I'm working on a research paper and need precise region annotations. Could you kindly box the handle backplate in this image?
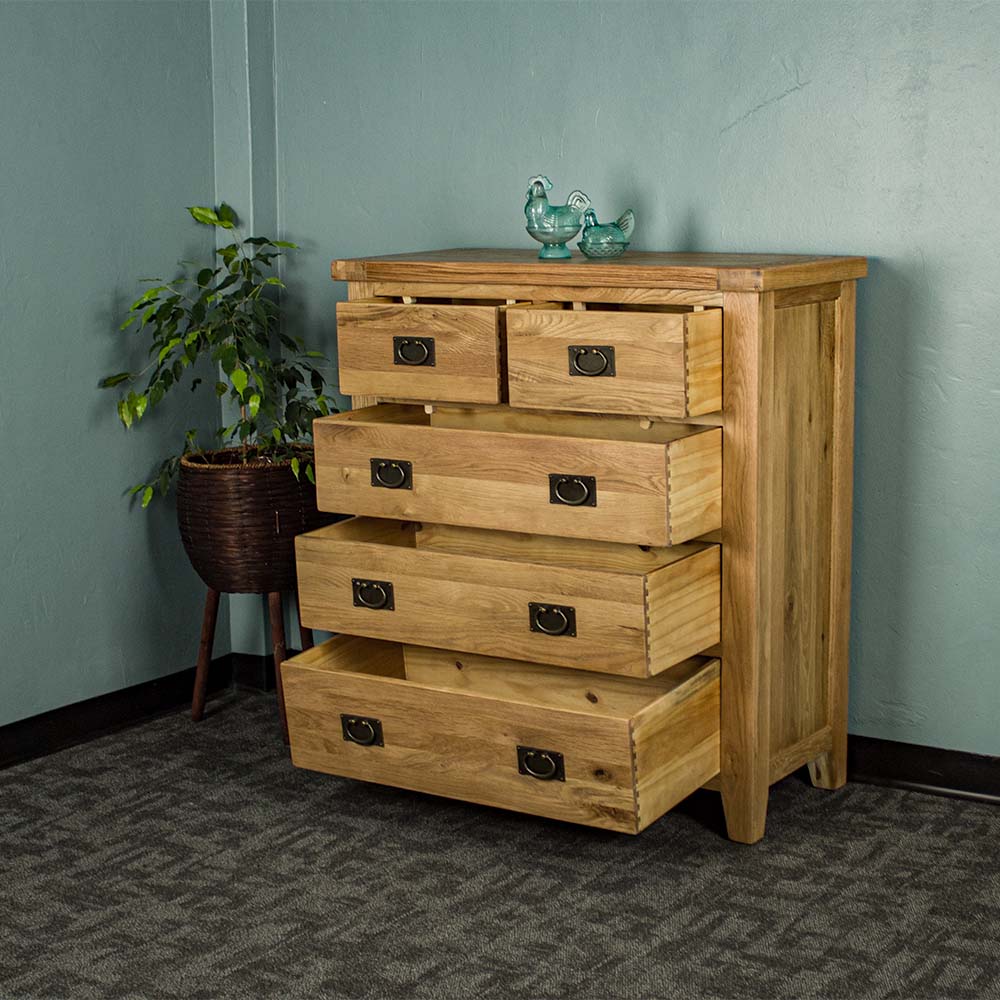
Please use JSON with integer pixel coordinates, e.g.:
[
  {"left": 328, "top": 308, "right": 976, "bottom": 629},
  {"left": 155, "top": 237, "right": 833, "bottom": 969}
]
[
  {"left": 341, "top": 714, "right": 384, "bottom": 747},
  {"left": 393, "top": 336, "right": 436, "bottom": 367},
  {"left": 529, "top": 602, "right": 577, "bottom": 637},
  {"left": 353, "top": 578, "right": 395, "bottom": 611},
  {"left": 517, "top": 745, "right": 565, "bottom": 782},
  {"left": 548, "top": 474, "right": 597, "bottom": 507},
  {"left": 568, "top": 345, "right": 616, "bottom": 377},
  {"left": 370, "top": 458, "right": 413, "bottom": 490}
]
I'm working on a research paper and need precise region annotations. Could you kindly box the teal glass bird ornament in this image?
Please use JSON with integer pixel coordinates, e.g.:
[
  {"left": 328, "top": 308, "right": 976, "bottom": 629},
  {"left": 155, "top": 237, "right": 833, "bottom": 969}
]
[
  {"left": 578, "top": 208, "right": 635, "bottom": 258},
  {"left": 524, "top": 176, "right": 591, "bottom": 259}
]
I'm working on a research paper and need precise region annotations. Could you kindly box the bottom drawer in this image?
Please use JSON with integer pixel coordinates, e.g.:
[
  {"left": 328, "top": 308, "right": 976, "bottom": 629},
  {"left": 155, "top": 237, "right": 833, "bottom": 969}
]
[{"left": 282, "top": 635, "right": 720, "bottom": 834}]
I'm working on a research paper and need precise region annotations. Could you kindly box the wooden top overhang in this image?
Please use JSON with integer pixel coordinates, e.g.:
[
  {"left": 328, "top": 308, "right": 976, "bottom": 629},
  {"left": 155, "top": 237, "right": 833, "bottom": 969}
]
[{"left": 331, "top": 248, "right": 867, "bottom": 292}]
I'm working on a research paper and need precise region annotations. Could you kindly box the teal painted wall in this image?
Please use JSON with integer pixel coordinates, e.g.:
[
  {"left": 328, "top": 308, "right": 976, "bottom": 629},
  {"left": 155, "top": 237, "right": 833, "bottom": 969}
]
[
  {"left": 0, "top": 2, "right": 223, "bottom": 725},
  {"left": 4, "top": 0, "right": 997, "bottom": 757},
  {"left": 271, "top": 0, "right": 1000, "bottom": 756}
]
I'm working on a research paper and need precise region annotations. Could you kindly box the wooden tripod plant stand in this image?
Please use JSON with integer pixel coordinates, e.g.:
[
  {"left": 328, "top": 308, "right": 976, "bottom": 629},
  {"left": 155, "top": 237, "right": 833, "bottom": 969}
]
[{"left": 190, "top": 588, "right": 313, "bottom": 741}]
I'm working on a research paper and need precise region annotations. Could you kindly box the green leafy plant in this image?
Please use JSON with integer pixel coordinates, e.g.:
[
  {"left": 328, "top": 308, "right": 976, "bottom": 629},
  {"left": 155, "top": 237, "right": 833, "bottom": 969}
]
[{"left": 101, "top": 203, "right": 335, "bottom": 507}]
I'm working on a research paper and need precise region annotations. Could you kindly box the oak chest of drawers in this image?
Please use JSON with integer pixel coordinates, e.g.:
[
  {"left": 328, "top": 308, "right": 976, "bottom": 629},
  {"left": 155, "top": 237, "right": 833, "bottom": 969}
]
[{"left": 281, "top": 249, "right": 867, "bottom": 844}]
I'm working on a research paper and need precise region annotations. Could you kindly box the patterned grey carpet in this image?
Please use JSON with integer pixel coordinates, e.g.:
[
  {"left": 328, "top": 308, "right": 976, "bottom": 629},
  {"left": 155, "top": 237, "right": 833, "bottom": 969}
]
[{"left": 1, "top": 691, "right": 998, "bottom": 1000}]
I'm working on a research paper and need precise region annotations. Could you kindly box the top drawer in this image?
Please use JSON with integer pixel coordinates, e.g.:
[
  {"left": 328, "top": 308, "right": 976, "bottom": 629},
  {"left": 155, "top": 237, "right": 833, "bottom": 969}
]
[
  {"left": 506, "top": 306, "right": 722, "bottom": 418},
  {"left": 336, "top": 299, "right": 504, "bottom": 405}
]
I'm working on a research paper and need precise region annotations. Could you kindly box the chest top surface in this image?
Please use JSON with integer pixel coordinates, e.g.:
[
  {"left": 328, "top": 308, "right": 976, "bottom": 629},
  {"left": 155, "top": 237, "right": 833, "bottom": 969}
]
[{"left": 331, "top": 248, "right": 867, "bottom": 292}]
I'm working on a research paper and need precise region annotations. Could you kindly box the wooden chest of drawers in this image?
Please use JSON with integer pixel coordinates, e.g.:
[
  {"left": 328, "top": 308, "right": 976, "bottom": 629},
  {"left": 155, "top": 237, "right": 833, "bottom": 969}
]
[{"left": 281, "top": 249, "right": 867, "bottom": 844}]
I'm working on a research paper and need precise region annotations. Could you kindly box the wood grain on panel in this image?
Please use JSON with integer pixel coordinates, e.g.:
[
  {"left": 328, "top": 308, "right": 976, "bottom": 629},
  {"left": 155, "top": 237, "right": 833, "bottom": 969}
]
[
  {"left": 336, "top": 300, "right": 502, "bottom": 404},
  {"left": 370, "top": 281, "right": 725, "bottom": 307},
  {"left": 313, "top": 405, "right": 721, "bottom": 547},
  {"left": 719, "top": 291, "right": 774, "bottom": 845},
  {"left": 297, "top": 517, "right": 717, "bottom": 677},
  {"left": 400, "top": 646, "right": 699, "bottom": 717},
  {"left": 685, "top": 309, "right": 724, "bottom": 415},
  {"left": 632, "top": 658, "right": 721, "bottom": 830},
  {"left": 332, "top": 249, "right": 867, "bottom": 292},
  {"left": 344, "top": 281, "right": 381, "bottom": 409},
  {"left": 809, "top": 280, "right": 856, "bottom": 790},
  {"left": 665, "top": 427, "right": 723, "bottom": 544},
  {"left": 645, "top": 546, "right": 721, "bottom": 673},
  {"left": 767, "top": 302, "right": 835, "bottom": 760},
  {"left": 282, "top": 635, "right": 640, "bottom": 832},
  {"left": 506, "top": 307, "right": 722, "bottom": 419}
]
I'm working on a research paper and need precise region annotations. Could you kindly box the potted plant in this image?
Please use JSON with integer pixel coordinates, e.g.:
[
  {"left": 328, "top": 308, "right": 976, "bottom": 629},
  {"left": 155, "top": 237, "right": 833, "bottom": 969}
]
[{"left": 101, "top": 202, "right": 337, "bottom": 599}]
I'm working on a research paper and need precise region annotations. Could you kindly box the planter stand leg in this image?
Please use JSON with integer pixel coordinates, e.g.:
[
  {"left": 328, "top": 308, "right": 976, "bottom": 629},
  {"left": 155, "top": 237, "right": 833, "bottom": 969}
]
[
  {"left": 191, "top": 588, "right": 221, "bottom": 722},
  {"left": 294, "top": 590, "right": 314, "bottom": 651},
  {"left": 268, "top": 592, "right": 289, "bottom": 744}
]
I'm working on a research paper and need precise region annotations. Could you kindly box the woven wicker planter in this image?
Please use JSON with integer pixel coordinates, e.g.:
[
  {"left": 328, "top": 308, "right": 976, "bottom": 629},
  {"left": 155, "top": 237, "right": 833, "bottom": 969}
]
[{"left": 176, "top": 448, "right": 332, "bottom": 594}]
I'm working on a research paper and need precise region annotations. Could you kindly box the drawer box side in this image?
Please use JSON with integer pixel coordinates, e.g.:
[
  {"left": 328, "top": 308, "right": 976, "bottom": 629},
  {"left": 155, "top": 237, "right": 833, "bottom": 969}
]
[
  {"left": 632, "top": 658, "right": 721, "bottom": 830},
  {"left": 644, "top": 545, "right": 722, "bottom": 674},
  {"left": 665, "top": 427, "right": 723, "bottom": 543},
  {"left": 684, "top": 310, "right": 724, "bottom": 415}
]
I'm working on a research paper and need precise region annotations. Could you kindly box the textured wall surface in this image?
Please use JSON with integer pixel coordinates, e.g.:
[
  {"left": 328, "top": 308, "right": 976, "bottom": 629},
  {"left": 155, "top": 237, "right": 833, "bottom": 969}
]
[
  {"left": 0, "top": 2, "right": 223, "bottom": 725},
  {"left": 4, "top": 0, "right": 997, "bottom": 754},
  {"left": 272, "top": 0, "right": 1000, "bottom": 755}
]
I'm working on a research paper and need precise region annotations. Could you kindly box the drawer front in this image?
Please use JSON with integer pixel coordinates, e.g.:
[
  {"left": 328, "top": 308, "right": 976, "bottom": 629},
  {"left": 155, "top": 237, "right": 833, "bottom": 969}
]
[
  {"left": 506, "top": 307, "right": 722, "bottom": 417},
  {"left": 296, "top": 519, "right": 720, "bottom": 677},
  {"left": 336, "top": 300, "right": 503, "bottom": 404},
  {"left": 282, "top": 635, "right": 721, "bottom": 834},
  {"left": 313, "top": 405, "right": 722, "bottom": 546}
]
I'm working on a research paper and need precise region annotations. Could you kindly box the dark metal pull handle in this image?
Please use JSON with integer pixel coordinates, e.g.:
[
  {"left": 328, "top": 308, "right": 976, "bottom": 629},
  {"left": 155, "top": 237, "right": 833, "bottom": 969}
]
[
  {"left": 529, "top": 602, "right": 576, "bottom": 637},
  {"left": 568, "top": 345, "right": 615, "bottom": 377},
  {"left": 554, "top": 477, "right": 590, "bottom": 505},
  {"left": 549, "top": 475, "right": 596, "bottom": 507},
  {"left": 353, "top": 578, "right": 394, "bottom": 610},
  {"left": 517, "top": 745, "right": 565, "bottom": 782},
  {"left": 393, "top": 336, "right": 435, "bottom": 367},
  {"left": 341, "top": 714, "right": 384, "bottom": 746},
  {"left": 370, "top": 458, "right": 412, "bottom": 489}
]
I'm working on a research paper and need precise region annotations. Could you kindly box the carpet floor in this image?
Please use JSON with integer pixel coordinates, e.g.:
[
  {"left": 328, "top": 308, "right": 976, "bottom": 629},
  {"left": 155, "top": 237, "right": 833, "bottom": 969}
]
[{"left": 1, "top": 691, "right": 998, "bottom": 1000}]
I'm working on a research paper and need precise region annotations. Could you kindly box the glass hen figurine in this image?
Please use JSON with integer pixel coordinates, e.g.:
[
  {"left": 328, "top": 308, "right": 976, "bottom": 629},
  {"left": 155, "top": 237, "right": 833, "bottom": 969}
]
[
  {"left": 578, "top": 209, "right": 635, "bottom": 258},
  {"left": 524, "top": 176, "right": 591, "bottom": 259}
]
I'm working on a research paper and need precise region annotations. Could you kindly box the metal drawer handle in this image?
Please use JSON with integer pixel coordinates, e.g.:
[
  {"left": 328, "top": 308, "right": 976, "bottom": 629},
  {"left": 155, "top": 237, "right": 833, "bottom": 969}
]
[
  {"left": 517, "top": 745, "right": 565, "bottom": 782},
  {"left": 570, "top": 346, "right": 611, "bottom": 376},
  {"left": 553, "top": 476, "right": 592, "bottom": 506},
  {"left": 341, "top": 714, "right": 383, "bottom": 747},
  {"left": 353, "top": 578, "right": 394, "bottom": 610},
  {"left": 529, "top": 602, "right": 576, "bottom": 637},
  {"left": 370, "top": 458, "right": 412, "bottom": 489},
  {"left": 393, "top": 336, "right": 434, "bottom": 366}
]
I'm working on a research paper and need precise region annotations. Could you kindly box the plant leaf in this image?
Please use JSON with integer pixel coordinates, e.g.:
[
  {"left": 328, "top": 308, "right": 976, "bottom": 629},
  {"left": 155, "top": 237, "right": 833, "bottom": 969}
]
[
  {"left": 290, "top": 457, "right": 300, "bottom": 480},
  {"left": 305, "top": 463, "right": 315, "bottom": 485},
  {"left": 188, "top": 205, "right": 221, "bottom": 226},
  {"left": 248, "top": 392, "right": 261, "bottom": 418},
  {"left": 231, "top": 368, "right": 248, "bottom": 396},
  {"left": 141, "top": 486, "right": 154, "bottom": 508},
  {"left": 100, "top": 372, "right": 131, "bottom": 389},
  {"left": 217, "top": 203, "right": 238, "bottom": 226},
  {"left": 133, "top": 394, "right": 148, "bottom": 420},
  {"left": 272, "top": 240, "right": 298, "bottom": 249},
  {"left": 158, "top": 337, "right": 182, "bottom": 364}
]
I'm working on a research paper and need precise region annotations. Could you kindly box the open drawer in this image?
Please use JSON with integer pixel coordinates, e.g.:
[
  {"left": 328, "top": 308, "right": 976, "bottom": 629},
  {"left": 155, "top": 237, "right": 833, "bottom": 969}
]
[
  {"left": 506, "top": 304, "right": 722, "bottom": 418},
  {"left": 282, "top": 635, "right": 721, "bottom": 834},
  {"left": 312, "top": 404, "right": 722, "bottom": 546},
  {"left": 296, "top": 518, "right": 720, "bottom": 677},
  {"left": 336, "top": 298, "right": 506, "bottom": 404}
]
